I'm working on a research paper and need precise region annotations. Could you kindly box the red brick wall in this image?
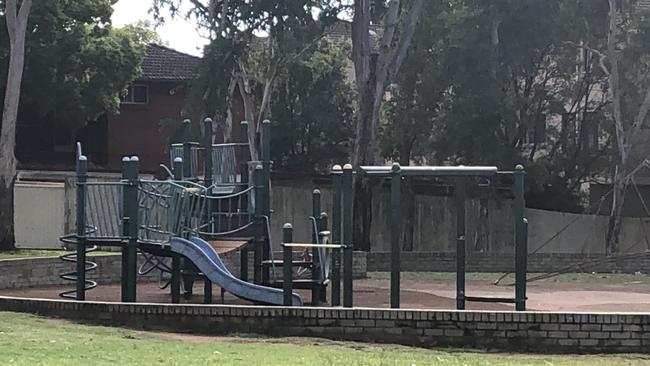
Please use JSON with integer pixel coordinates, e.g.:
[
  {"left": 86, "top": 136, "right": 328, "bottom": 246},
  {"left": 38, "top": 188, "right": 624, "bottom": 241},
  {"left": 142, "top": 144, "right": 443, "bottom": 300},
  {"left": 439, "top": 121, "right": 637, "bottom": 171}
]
[{"left": 107, "top": 81, "right": 187, "bottom": 173}]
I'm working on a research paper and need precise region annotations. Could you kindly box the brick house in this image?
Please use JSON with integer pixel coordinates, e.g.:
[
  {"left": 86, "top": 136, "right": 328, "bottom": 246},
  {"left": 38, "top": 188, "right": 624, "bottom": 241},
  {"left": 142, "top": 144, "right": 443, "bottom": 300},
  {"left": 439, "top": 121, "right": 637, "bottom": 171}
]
[{"left": 106, "top": 44, "right": 201, "bottom": 173}]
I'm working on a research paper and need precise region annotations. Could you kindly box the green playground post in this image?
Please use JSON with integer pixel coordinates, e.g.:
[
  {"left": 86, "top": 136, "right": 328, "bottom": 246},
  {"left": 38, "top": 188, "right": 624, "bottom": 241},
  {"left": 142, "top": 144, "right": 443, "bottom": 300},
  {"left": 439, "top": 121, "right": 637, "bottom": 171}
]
[
  {"left": 342, "top": 164, "right": 354, "bottom": 308},
  {"left": 282, "top": 223, "right": 294, "bottom": 306},
  {"left": 390, "top": 163, "right": 401, "bottom": 309},
  {"left": 253, "top": 165, "right": 264, "bottom": 284},
  {"left": 75, "top": 155, "right": 88, "bottom": 300},
  {"left": 331, "top": 165, "right": 342, "bottom": 306},
  {"left": 203, "top": 118, "right": 214, "bottom": 188},
  {"left": 239, "top": 122, "right": 250, "bottom": 281},
  {"left": 319, "top": 212, "right": 329, "bottom": 303},
  {"left": 312, "top": 189, "right": 322, "bottom": 305},
  {"left": 120, "top": 157, "right": 129, "bottom": 301},
  {"left": 240, "top": 121, "right": 250, "bottom": 208},
  {"left": 182, "top": 119, "right": 192, "bottom": 179},
  {"left": 455, "top": 176, "right": 466, "bottom": 310},
  {"left": 514, "top": 165, "right": 527, "bottom": 311},
  {"left": 171, "top": 254, "right": 181, "bottom": 303},
  {"left": 173, "top": 157, "right": 183, "bottom": 181},
  {"left": 122, "top": 156, "right": 140, "bottom": 302},
  {"left": 260, "top": 120, "right": 271, "bottom": 284},
  {"left": 202, "top": 118, "right": 214, "bottom": 303}
]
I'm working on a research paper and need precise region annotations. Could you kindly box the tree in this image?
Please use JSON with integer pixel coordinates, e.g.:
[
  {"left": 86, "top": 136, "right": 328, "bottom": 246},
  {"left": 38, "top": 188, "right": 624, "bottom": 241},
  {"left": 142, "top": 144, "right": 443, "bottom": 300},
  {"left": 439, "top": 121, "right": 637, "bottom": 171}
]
[
  {"left": 270, "top": 39, "right": 355, "bottom": 173},
  {"left": 351, "top": 0, "right": 425, "bottom": 251},
  {"left": 0, "top": 1, "right": 151, "bottom": 249},
  {"left": 153, "top": 0, "right": 341, "bottom": 160},
  {"left": 0, "top": 0, "right": 31, "bottom": 250},
  {"left": 382, "top": 0, "right": 614, "bottom": 249},
  {"left": 600, "top": 0, "right": 650, "bottom": 254}
]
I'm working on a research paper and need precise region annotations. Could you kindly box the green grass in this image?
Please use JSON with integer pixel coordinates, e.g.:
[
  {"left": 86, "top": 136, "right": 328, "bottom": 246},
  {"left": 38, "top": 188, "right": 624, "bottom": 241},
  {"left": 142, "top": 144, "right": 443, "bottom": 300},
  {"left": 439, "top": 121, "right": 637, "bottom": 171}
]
[
  {"left": 0, "top": 312, "right": 649, "bottom": 365},
  {"left": 0, "top": 249, "right": 118, "bottom": 260},
  {"left": 368, "top": 271, "right": 650, "bottom": 285}
]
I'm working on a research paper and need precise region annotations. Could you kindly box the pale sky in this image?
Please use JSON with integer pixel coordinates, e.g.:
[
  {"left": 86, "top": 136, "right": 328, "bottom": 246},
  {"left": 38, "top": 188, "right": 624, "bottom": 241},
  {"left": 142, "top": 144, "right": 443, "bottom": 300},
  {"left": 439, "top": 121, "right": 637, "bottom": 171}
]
[{"left": 111, "top": 0, "right": 208, "bottom": 57}]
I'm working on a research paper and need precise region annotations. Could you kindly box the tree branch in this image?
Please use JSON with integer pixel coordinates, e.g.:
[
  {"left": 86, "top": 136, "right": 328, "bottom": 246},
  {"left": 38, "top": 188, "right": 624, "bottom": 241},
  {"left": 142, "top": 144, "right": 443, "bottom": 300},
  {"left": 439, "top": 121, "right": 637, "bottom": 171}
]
[
  {"left": 386, "top": 0, "right": 425, "bottom": 84},
  {"left": 630, "top": 87, "right": 650, "bottom": 135}
]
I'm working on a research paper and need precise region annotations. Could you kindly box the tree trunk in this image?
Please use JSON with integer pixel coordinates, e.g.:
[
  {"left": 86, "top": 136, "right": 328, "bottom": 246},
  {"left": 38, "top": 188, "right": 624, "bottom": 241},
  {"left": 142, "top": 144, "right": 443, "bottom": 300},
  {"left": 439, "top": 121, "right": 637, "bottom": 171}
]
[
  {"left": 605, "top": 0, "right": 626, "bottom": 255},
  {"left": 350, "top": 0, "right": 425, "bottom": 251},
  {"left": 0, "top": 0, "right": 32, "bottom": 250},
  {"left": 606, "top": 165, "right": 626, "bottom": 255}
]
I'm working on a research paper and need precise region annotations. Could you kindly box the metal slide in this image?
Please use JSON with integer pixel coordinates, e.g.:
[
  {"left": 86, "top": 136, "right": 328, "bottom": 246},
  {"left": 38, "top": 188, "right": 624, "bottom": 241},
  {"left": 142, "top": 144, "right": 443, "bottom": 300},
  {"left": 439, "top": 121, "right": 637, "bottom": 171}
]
[{"left": 170, "top": 236, "right": 303, "bottom": 306}]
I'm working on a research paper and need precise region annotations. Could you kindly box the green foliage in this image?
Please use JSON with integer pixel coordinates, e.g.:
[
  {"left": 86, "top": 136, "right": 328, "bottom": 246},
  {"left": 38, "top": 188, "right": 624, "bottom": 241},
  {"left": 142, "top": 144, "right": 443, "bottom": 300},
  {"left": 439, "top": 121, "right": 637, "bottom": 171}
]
[
  {"left": 383, "top": 0, "right": 617, "bottom": 212},
  {"left": 270, "top": 39, "right": 355, "bottom": 172},
  {"left": 0, "top": 0, "right": 151, "bottom": 135}
]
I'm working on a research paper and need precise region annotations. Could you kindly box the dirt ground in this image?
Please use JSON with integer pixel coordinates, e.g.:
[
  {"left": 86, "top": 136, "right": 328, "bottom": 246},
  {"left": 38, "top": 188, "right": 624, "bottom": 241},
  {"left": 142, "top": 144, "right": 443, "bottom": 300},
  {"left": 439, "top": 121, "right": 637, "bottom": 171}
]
[{"left": 4, "top": 272, "right": 650, "bottom": 312}]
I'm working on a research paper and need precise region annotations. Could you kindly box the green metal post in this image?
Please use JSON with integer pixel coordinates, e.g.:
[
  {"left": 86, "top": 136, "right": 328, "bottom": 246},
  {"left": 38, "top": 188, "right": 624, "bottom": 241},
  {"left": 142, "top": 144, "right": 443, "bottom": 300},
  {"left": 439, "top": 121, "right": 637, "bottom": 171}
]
[
  {"left": 260, "top": 120, "right": 271, "bottom": 284},
  {"left": 282, "top": 223, "right": 294, "bottom": 306},
  {"left": 202, "top": 118, "right": 214, "bottom": 303},
  {"left": 203, "top": 118, "right": 214, "bottom": 187},
  {"left": 75, "top": 155, "right": 88, "bottom": 300},
  {"left": 171, "top": 254, "right": 181, "bottom": 303},
  {"left": 253, "top": 165, "right": 264, "bottom": 284},
  {"left": 342, "top": 164, "right": 354, "bottom": 308},
  {"left": 123, "top": 156, "right": 139, "bottom": 302},
  {"left": 173, "top": 157, "right": 183, "bottom": 181},
  {"left": 311, "top": 189, "right": 322, "bottom": 305},
  {"left": 514, "top": 165, "right": 527, "bottom": 311},
  {"left": 238, "top": 122, "right": 250, "bottom": 281},
  {"left": 331, "top": 165, "right": 342, "bottom": 306},
  {"left": 319, "top": 212, "right": 329, "bottom": 303},
  {"left": 390, "top": 163, "right": 401, "bottom": 309},
  {"left": 182, "top": 119, "right": 192, "bottom": 179},
  {"left": 455, "top": 177, "right": 466, "bottom": 310},
  {"left": 240, "top": 121, "right": 250, "bottom": 206},
  {"left": 120, "top": 157, "right": 129, "bottom": 302}
]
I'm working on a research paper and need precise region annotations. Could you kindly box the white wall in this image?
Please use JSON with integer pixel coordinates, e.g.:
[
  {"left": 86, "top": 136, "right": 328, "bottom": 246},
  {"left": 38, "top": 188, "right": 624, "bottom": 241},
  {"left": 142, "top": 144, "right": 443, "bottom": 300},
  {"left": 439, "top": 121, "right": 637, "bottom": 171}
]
[{"left": 14, "top": 182, "right": 67, "bottom": 249}]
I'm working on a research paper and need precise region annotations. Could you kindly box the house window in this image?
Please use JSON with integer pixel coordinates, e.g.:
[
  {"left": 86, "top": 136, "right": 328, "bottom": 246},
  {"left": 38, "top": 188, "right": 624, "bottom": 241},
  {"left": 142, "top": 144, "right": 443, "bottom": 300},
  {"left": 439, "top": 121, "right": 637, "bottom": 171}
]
[{"left": 121, "top": 85, "right": 148, "bottom": 104}]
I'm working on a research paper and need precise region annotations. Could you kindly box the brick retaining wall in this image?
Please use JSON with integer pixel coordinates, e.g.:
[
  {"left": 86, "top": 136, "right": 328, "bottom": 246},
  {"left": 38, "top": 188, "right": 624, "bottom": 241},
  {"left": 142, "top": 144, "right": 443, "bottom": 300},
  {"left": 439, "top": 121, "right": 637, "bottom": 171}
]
[
  {"left": 367, "top": 252, "right": 650, "bottom": 273},
  {"left": 0, "top": 296, "right": 648, "bottom": 353},
  {"left": 0, "top": 255, "right": 161, "bottom": 290},
  {"left": 0, "top": 250, "right": 367, "bottom": 290}
]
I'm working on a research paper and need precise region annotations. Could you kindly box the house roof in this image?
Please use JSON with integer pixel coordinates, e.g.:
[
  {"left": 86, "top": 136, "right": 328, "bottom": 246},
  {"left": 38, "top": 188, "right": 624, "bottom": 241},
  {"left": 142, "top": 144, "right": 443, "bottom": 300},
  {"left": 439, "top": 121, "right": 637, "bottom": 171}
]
[{"left": 138, "top": 44, "right": 201, "bottom": 82}]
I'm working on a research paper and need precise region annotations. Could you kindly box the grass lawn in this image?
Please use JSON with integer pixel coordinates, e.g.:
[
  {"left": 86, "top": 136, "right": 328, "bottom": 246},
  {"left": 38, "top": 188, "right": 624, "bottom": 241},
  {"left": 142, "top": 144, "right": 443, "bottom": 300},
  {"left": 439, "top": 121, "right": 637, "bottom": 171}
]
[
  {"left": 0, "top": 249, "right": 118, "bottom": 260},
  {"left": 368, "top": 271, "right": 650, "bottom": 285},
  {"left": 0, "top": 312, "right": 649, "bottom": 366}
]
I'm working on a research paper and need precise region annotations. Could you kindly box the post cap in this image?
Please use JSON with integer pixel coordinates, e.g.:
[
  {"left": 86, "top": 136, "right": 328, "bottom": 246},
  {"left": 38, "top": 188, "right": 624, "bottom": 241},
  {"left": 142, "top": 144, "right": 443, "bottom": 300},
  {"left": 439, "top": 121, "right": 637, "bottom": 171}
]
[
  {"left": 241, "top": 120, "right": 248, "bottom": 126},
  {"left": 183, "top": 119, "right": 191, "bottom": 124},
  {"left": 282, "top": 223, "right": 293, "bottom": 229},
  {"left": 313, "top": 189, "right": 321, "bottom": 195},
  {"left": 391, "top": 162, "right": 401, "bottom": 172},
  {"left": 320, "top": 212, "right": 328, "bottom": 218},
  {"left": 174, "top": 157, "right": 183, "bottom": 163},
  {"left": 343, "top": 163, "right": 353, "bottom": 170},
  {"left": 122, "top": 156, "right": 130, "bottom": 162},
  {"left": 130, "top": 156, "right": 140, "bottom": 162},
  {"left": 515, "top": 164, "right": 525, "bottom": 171},
  {"left": 79, "top": 155, "right": 88, "bottom": 161},
  {"left": 332, "top": 164, "right": 342, "bottom": 172},
  {"left": 204, "top": 117, "right": 213, "bottom": 124},
  {"left": 262, "top": 119, "right": 271, "bottom": 125},
  {"left": 255, "top": 164, "right": 263, "bottom": 170}
]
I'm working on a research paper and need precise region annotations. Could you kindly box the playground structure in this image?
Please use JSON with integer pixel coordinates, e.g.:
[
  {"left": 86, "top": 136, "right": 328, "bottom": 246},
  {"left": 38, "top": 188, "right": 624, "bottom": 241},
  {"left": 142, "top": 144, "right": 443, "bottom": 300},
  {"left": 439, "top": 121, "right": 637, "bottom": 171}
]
[
  {"left": 59, "top": 118, "right": 347, "bottom": 306},
  {"left": 277, "top": 163, "right": 529, "bottom": 310},
  {"left": 59, "top": 117, "right": 528, "bottom": 311}
]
